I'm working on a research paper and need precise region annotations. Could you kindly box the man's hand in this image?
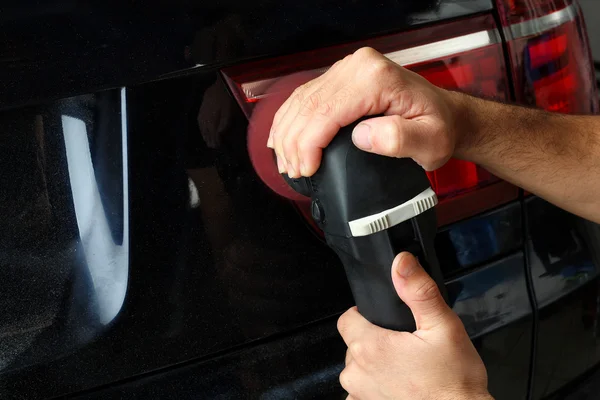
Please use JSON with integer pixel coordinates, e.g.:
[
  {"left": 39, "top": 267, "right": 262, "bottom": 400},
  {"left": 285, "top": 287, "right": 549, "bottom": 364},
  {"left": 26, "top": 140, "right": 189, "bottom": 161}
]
[
  {"left": 267, "top": 47, "right": 462, "bottom": 177},
  {"left": 267, "top": 46, "right": 600, "bottom": 223},
  {"left": 337, "top": 252, "right": 492, "bottom": 400}
]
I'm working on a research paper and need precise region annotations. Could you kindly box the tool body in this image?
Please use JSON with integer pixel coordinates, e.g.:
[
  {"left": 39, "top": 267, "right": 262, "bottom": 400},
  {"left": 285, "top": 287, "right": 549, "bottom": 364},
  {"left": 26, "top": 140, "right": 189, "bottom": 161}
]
[{"left": 284, "top": 119, "right": 447, "bottom": 331}]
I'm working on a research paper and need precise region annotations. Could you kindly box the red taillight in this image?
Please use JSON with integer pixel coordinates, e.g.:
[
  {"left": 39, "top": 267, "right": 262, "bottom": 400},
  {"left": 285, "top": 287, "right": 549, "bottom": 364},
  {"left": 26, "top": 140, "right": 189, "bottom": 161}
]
[
  {"left": 500, "top": 0, "right": 571, "bottom": 23},
  {"left": 224, "top": 1, "right": 597, "bottom": 227},
  {"left": 223, "top": 15, "right": 513, "bottom": 227},
  {"left": 497, "top": 0, "right": 599, "bottom": 114}
]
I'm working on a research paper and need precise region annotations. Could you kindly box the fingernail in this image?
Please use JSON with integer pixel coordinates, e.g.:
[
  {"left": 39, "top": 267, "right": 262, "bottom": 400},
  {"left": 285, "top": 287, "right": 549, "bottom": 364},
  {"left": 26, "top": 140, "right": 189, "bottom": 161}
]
[
  {"left": 395, "top": 253, "right": 417, "bottom": 278},
  {"left": 287, "top": 162, "right": 296, "bottom": 177},
  {"left": 267, "top": 132, "right": 274, "bottom": 148},
  {"left": 300, "top": 160, "right": 307, "bottom": 176},
  {"left": 277, "top": 156, "right": 285, "bottom": 173},
  {"left": 352, "top": 123, "right": 372, "bottom": 150}
]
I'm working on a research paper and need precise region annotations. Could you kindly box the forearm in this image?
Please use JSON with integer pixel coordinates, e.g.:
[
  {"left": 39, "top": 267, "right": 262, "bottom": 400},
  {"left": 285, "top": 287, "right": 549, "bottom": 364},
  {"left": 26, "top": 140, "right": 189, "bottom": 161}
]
[{"left": 450, "top": 91, "right": 600, "bottom": 223}]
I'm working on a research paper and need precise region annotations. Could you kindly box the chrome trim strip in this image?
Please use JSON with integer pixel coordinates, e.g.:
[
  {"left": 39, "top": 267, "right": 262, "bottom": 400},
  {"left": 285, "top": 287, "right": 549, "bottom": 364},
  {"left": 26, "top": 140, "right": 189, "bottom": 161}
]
[
  {"left": 508, "top": 3, "right": 578, "bottom": 39},
  {"left": 241, "top": 4, "right": 579, "bottom": 101},
  {"left": 385, "top": 30, "right": 500, "bottom": 67},
  {"left": 241, "top": 30, "right": 499, "bottom": 100}
]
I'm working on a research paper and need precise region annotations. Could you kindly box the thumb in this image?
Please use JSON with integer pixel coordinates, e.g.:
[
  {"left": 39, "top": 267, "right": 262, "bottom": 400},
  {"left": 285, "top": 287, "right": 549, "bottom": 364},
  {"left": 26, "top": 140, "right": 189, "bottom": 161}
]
[
  {"left": 351, "top": 115, "right": 422, "bottom": 158},
  {"left": 391, "top": 252, "right": 454, "bottom": 331}
]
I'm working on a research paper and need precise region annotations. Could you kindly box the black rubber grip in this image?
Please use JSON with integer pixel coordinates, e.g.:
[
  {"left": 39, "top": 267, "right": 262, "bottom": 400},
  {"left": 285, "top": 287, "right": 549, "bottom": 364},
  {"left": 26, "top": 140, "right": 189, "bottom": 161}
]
[
  {"left": 284, "top": 118, "right": 446, "bottom": 331},
  {"left": 335, "top": 249, "right": 416, "bottom": 331},
  {"left": 326, "top": 208, "right": 445, "bottom": 331}
]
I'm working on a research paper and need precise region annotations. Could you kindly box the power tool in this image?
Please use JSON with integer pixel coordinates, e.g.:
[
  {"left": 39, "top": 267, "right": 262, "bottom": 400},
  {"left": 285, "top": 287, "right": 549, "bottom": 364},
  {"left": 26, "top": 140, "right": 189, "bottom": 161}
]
[{"left": 248, "top": 113, "right": 447, "bottom": 331}]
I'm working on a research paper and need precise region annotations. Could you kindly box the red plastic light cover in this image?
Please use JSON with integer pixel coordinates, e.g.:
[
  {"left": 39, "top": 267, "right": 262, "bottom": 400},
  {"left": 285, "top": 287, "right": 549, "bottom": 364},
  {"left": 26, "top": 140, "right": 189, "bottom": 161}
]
[
  {"left": 497, "top": 0, "right": 599, "bottom": 114},
  {"left": 223, "top": 15, "right": 514, "bottom": 226},
  {"left": 498, "top": 0, "right": 571, "bottom": 24}
]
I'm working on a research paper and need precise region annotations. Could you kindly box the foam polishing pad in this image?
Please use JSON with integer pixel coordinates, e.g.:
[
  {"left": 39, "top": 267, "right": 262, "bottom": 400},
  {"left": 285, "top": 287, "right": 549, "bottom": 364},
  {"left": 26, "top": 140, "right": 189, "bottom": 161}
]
[{"left": 246, "top": 71, "right": 319, "bottom": 201}]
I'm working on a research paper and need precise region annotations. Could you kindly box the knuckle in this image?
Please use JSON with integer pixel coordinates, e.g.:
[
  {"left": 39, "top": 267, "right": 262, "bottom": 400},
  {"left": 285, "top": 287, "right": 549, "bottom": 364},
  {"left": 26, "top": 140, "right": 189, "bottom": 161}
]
[
  {"left": 306, "top": 91, "right": 323, "bottom": 112},
  {"left": 372, "top": 119, "right": 402, "bottom": 155},
  {"left": 369, "top": 58, "right": 394, "bottom": 78},
  {"left": 385, "top": 121, "right": 403, "bottom": 155},
  {"left": 339, "top": 368, "right": 353, "bottom": 391},
  {"left": 297, "top": 92, "right": 322, "bottom": 117},
  {"left": 349, "top": 342, "right": 366, "bottom": 365},
  {"left": 337, "top": 314, "right": 349, "bottom": 336},
  {"left": 354, "top": 46, "right": 379, "bottom": 59},
  {"left": 413, "top": 279, "right": 441, "bottom": 303},
  {"left": 290, "top": 87, "right": 307, "bottom": 106},
  {"left": 315, "top": 101, "right": 335, "bottom": 118},
  {"left": 297, "top": 136, "right": 312, "bottom": 154},
  {"left": 314, "top": 89, "right": 347, "bottom": 120},
  {"left": 292, "top": 82, "right": 309, "bottom": 97},
  {"left": 272, "top": 108, "right": 285, "bottom": 126},
  {"left": 282, "top": 133, "right": 297, "bottom": 159}
]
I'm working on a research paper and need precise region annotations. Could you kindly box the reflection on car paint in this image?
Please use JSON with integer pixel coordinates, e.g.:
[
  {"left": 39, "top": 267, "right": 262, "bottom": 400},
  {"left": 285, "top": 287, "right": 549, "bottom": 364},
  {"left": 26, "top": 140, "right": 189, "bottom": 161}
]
[
  {"left": 477, "top": 319, "right": 533, "bottom": 400},
  {"left": 448, "top": 252, "right": 531, "bottom": 338},
  {"left": 527, "top": 197, "right": 600, "bottom": 308},
  {"left": 526, "top": 197, "right": 600, "bottom": 398},
  {"left": 0, "top": 90, "right": 128, "bottom": 373},
  {"left": 61, "top": 102, "right": 128, "bottom": 324},
  {"left": 533, "top": 280, "right": 600, "bottom": 399},
  {"left": 78, "top": 316, "right": 534, "bottom": 400},
  {"left": 435, "top": 203, "right": 522, "bottom": 277}
]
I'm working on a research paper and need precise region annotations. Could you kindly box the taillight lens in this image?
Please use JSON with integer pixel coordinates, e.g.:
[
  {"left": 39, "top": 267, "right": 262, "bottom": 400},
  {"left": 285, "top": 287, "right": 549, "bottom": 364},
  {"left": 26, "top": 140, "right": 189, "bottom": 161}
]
[
  {"left": 224, "top": 15, "right": 515, "bottom": 226},
  {"left": 499, "top": 0, "right": 570, "bottom": 23},
  {"left": 497, "top": 0, "right": 599, "bottom": 114}
]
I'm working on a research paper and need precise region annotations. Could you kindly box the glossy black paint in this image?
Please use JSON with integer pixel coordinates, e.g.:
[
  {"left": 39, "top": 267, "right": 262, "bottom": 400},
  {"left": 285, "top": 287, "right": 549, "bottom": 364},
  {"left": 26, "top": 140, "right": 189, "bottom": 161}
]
[
  {"left": 75, "top": 319, "right": 348, "bottom": 400},
  {"left": 0, "top": 72, "right": 354, "bottom": 399},
  {"left": 0, "top": 91, "right": 127, "bottom": 373},
  {"left": 479, "top": 319, "right": 533, "bottom": 400},
  {"left": 72, "top": 320, "right": 534, "bottom": 400},
  {"left": 0, "top": 63, "right": 534, "bottom": 398},
  {"left": 436, "top": 202, "right": 522, "bottom": 277},
  {"left": 526, "top": 197, "right": 600, "bottom": 398},
  {"left": 72, "top": 253, "right": 534, "bottom": 400},
  {"left": 0, "top": 0, "right": 493, "bottom": 110},
  {"left": 1, "top": 1, "right": 599, "bottom": 397},
  {"left": 449, "top": 252, "right": 531, "bottom": 339}
]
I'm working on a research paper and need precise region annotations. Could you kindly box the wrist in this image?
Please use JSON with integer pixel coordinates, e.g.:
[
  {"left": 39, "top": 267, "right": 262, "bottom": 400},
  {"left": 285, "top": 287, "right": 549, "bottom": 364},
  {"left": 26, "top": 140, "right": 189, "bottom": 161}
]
[{"left": 443, "top": 89, "right": 483, "bottom": 161}]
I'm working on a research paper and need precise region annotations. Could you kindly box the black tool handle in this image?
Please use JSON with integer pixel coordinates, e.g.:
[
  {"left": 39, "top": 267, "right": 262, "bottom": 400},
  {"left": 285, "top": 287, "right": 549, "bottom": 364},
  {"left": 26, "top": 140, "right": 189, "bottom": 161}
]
[
  {"left": 284, "top": 118, "right": 446, "bottom": 331},
  {"left": 326, "top": 208, "right": 446, "bottom": 331},
  {"left": 334, "top": 249, "right": 417, "bottom": 331}
]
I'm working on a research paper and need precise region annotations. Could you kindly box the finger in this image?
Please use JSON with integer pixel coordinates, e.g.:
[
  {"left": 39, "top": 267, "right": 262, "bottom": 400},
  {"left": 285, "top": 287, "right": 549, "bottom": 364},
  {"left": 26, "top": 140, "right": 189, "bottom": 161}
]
[
  {"left": 339, "top": 363, "right": 375, "bottom": 400},
  {"left": 269, "top": 59, "right": 347, "bottom": 147},
  {"left": 268, "top": 72, "right": 327, "bottom": 173},
  {"left": 269, "top": 74, "right": 322, "bottom": 148},
  {"left": 351, "top": 114, "right": 427, "bottom": 159},
  {"left": 294, "top": 81, "right": 379, "bottom": 176},
  {"left": 390, "top": 252, "right": 455, "bottom": 332},
  {"left": 271, "top": 71, "right": 330, "bottom": 147},
  {"left": 272, "top": 82, "right": 320, "bottom": 173},
  {"left": 345, "top": 349, "right": 353, "bottom": 366},
  {"left": 337, "top": 306, "right": 375, "bottom": 346},
  {"left": 275, "top": 75, "right": 345, "bottom": 177},
  {"left": 283, "top": 81, "right": 343, "bottom": 177},
  {"left": 339, "top": 363, "right": 368, "bottom": 398}
]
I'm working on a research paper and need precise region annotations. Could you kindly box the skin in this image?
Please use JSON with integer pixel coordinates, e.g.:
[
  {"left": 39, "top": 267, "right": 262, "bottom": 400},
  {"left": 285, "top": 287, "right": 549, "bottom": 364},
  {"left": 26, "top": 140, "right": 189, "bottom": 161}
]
[
  {"left": 267, "top": 47, "right": 600, "bottom": 399},
  {"left": 268, "top": 47, "right": 600, "bottom": 224},
  {"left": 339, "top": 252, "right": 492, "bottom": 400}
]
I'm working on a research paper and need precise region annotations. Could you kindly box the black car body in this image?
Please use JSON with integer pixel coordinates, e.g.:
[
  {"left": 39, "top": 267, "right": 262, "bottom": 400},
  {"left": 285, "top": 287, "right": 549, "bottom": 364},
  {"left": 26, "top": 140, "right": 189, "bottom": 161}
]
[{"left": 1, "top": 0, "right": 599, "bottom": 399}]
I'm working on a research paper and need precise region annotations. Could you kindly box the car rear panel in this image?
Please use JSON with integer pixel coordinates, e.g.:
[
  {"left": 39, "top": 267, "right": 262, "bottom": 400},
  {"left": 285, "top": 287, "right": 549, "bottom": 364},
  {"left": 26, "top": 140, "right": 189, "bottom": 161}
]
[
  {"left": 0, "top": 0, "right": 493, "bottom": 110},
  {"left": 0, "top": 1, "right": 599, "bottom": 399}
]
